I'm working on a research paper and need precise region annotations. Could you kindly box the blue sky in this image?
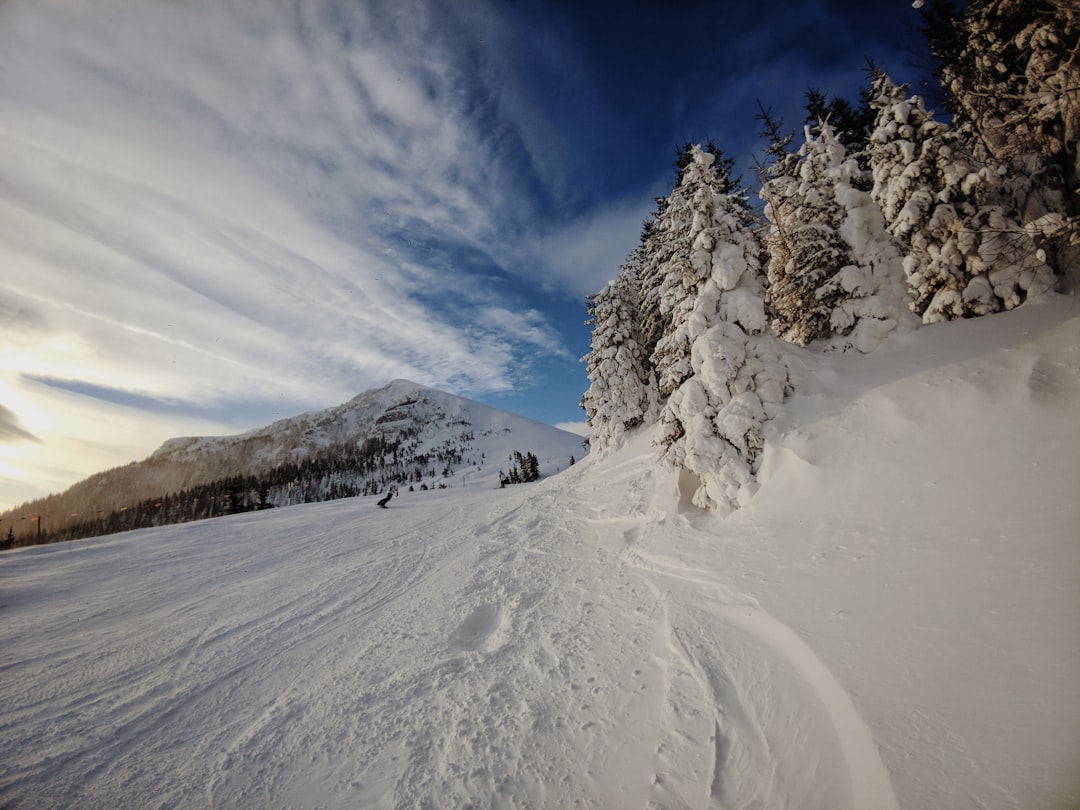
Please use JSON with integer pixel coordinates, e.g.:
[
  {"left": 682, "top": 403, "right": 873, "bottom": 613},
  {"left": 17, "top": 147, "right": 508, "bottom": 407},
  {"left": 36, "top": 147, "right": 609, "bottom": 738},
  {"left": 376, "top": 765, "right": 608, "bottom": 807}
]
[{"left": 0, "top": 0, "right": 923, "bottom": 508}]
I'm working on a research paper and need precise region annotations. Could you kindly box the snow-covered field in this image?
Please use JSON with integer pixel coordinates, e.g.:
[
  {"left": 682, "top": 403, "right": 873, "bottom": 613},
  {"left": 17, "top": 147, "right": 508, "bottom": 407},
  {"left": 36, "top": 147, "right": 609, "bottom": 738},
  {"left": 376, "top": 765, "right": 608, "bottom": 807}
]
[{"left": 2, "top": 295, "right": 1078, "bottom": 809}]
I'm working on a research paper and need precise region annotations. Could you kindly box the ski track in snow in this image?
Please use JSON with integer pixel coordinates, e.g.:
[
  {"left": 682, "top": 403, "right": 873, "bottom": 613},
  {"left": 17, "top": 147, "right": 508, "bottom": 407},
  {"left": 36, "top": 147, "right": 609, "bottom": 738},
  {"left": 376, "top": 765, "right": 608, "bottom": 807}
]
[
  {"left": 0, "top": 457, "right": 897, "bottom": 810},
  {"left": 578, "top": 450, "right": 899, "bottom": 810}
]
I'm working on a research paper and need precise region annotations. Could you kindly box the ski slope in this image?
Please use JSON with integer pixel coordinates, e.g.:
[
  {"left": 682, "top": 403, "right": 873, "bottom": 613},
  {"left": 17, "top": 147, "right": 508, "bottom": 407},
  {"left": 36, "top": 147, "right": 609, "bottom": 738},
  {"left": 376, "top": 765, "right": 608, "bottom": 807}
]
[{"left": 2, "top": 295, "right": 1079, "bottom": 809}]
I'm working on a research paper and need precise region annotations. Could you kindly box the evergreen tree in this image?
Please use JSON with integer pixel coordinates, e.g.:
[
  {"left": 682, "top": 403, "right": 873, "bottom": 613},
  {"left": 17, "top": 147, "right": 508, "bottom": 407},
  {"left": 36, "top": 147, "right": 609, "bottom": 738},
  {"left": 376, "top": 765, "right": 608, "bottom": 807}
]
[
  {"left": 762, "top": 122, "right": 855, "bottom": 345},
  {"left": 914, "top": 0, "right": 969, "bottom": 112},
  {"left": 524, "top": 452, "right": 540, "bottom": 482},
  {"left": 755, "top": 102, "right": 802, "bottom": 317},
  {"left": 868, "top": 70, "right": 1057, "bottom": 321},
  {"left": 924, "top": 0, "right": 1080, "bottom": 217},
  {"left": 638, "top": 141, "right": 737, "bottom": 381},
  {"left": 650, "top": 145, "right": 792, "bottom": 514},
  {"left": 804, "top": 85, "right": 876, "bottom": 159},
  {"left": 649, "top": 144, "right": 757, "bottom": 398},
  {"left": 764, "top": 120, "right": 914, "bottom": 349},
  {"left": 580, "top": 261, "right": 650, "bottom": 454}
]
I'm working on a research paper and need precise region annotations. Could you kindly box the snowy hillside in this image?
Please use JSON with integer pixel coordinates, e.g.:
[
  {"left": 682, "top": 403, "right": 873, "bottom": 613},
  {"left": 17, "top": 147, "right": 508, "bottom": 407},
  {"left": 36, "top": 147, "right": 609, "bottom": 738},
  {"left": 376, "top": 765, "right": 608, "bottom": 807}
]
[
  {"left": 1, "top": 379, "right": 585, "bottom": 544},
  {"left": 2, "top": 296, "right": 1078, "bottom": 809},
  {"left": 147, "top": 377, "right": 585, "bottom": 495},
  {"left": 151, "top": 379, "right": 573, "bottom": 471}
]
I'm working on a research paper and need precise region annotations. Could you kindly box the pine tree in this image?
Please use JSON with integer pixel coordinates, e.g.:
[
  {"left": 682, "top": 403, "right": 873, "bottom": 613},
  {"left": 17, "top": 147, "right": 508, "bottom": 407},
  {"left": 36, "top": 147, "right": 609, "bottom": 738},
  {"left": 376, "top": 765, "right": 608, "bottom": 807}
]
[
  {"left": 804, "top": 85, "right": 876, "bottom": 159},
  {"left": 651, "top": 145, "right": 791, "bottom": 514},
  {"left": 756, "top": 103, "right": 802, "bottom": 323},
  {"left": 638, "top": 142, "right": 737, "bottom": 381},
  {"left": 580, "top": 260, "right": 650, "bottom": 454},
  {"left": 868, "top": 69, "right": 1057, "bottom": 321},
  {"left": 649, "top": 144, "right": 757, "bottom": 398},
  {"left": 925, "top": 0, "right": 1079, "bottom": 216},
  {"left": 524, "top": 452, "right": 540, "bottom": 482},
  {"left": 762, "top": 122, "right": 854, "bottom": 345},
  {"left": 764, "top": 120, "right": 914, "bottom": 349}
]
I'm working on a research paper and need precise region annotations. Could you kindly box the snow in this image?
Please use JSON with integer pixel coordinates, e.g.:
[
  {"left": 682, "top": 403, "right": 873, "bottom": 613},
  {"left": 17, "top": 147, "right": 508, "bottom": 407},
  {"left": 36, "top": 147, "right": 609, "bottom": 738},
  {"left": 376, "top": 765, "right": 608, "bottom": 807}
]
[{"left": 3, "top": 296, "right": 1079, "bottom": 808}]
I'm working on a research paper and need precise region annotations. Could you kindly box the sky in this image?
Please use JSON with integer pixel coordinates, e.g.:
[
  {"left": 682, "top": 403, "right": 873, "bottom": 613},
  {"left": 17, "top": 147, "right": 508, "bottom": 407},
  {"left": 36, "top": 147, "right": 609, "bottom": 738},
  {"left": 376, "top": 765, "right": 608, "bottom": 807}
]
[{"left": 0, "top": 0, "right": 925, "bottom": 510}]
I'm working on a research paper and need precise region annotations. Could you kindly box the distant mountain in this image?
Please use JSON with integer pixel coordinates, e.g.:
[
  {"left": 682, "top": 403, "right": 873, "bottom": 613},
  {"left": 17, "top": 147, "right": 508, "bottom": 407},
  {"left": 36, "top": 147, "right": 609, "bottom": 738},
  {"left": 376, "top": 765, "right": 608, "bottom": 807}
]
[{"left": 1, "top": 380, "right": 586, "bottom": 546}]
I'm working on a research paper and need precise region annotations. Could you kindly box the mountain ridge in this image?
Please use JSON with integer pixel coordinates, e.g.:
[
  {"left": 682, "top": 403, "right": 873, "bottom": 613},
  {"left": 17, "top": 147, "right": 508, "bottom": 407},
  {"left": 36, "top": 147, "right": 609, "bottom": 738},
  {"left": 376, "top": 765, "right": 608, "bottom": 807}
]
[{"left": 149, "top": 379, "right": 551, "bottom": 464}]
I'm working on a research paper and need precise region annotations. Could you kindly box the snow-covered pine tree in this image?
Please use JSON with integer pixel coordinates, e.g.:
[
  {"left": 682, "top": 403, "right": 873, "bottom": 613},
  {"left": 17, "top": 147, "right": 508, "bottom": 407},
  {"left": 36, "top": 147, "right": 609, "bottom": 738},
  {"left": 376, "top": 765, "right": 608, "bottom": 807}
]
[
  {"left": 762, "top": 122, "right": 855, "bottom": 345},
  {"left": 804, "top": 85, "right": 875, "bottom": 162},
  {"left": 868, "top": 70, "right": 1057, "bottom": 321},
  {"left": 635, "top": 214, "right": 667, "bottom": 369},
  {"left": 755, "top": 104, "right": 798, "bottom": 280},
  {"left": 924, "top": 0, "right": 1080, "bottom": 274},
  {"left": 650, "top": 145, "right": 792, "bottom": 514},
  {"left": 638, "top": 143, "right": 738, "bottom": 390},
  {"left": 773, "top": 122, "right": 915, "bottom": 349},
  {"left": 925, "top": 0, "right": 1079, "bottom": 216},
  {"left": 580, "top": 261, "right": 649, "bottom": 454},
  {"left": 650, "top": 143, "right": 746, "bottom": 397},
  {"left": 761, "top": 118, "right": 912, "bottom": 350},
  {"left": 631, "top": 216, "right": 666, "bottom": 422}
]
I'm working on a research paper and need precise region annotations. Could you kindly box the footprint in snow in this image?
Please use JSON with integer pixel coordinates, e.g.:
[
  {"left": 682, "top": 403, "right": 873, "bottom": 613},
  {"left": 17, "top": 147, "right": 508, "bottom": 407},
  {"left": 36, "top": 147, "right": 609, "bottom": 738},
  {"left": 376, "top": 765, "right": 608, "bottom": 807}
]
[{"left": 448, "top": 604, "right": 505, "bottom": 653}]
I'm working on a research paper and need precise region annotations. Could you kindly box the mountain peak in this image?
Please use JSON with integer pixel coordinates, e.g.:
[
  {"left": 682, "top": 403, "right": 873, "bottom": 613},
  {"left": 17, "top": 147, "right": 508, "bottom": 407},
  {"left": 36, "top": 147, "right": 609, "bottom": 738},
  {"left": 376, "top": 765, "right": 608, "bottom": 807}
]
[{"left": 380, "top": 378, "right": 426, "bottom": 394}]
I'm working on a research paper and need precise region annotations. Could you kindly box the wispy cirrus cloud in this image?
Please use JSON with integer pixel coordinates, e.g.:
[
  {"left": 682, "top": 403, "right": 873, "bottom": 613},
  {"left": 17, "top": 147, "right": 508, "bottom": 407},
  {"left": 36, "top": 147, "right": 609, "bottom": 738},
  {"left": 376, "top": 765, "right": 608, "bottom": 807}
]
[
  {"left": 525, "top": 196, "right": 657, "bottom": 298},
  {"left": 0, "top": 404, "right": 39, "bottom": 444}
]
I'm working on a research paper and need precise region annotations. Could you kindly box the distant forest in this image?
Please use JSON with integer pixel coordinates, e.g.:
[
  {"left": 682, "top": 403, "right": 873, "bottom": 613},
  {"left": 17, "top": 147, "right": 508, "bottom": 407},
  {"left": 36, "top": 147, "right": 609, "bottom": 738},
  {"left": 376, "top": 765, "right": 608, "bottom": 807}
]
[{"left": 2, "top": 433, "right": 473, "bottom": 549}]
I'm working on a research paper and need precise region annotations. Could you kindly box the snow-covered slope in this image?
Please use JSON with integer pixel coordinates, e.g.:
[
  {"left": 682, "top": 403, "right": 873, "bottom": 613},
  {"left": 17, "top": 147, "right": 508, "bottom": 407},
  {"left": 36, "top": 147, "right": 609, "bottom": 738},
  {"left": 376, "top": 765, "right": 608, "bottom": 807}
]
[
  {"left": 2, "top": 379, "right": 585, "bottom": 541},
  {"left": 147, "top": 377, "right": 585, "bottom": 495},
  {"left": 2, "top": 298, "right": 1078, "bottom": 809}
]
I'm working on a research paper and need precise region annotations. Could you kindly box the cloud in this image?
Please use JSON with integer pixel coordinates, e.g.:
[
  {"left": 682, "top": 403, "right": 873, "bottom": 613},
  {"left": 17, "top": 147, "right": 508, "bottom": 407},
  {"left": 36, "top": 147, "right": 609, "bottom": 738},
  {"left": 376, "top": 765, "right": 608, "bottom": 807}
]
[
  {"left": 525, "top": 196, "right": 656, "bottom": 297},
  {"left": 0, "top": 404, "right": 39, "bottom": 444},
  {"left": 0, "top": 0, "right": 579, "bottom": 403},
  {"left": 478, "top": 307, "right": 575, "bottom": 362},
  {"left": 0, "top": 377, "right": 244, "bottom": 512},
  {"left": 0, "top": 0, "right": 591, "bottom": 502}
]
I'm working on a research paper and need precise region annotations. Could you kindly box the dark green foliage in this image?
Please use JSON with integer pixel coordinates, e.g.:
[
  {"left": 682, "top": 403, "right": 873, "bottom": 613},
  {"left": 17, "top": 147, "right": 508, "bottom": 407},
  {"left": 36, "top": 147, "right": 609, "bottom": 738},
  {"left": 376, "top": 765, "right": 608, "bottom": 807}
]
[
  {"left": 917, "top": 0, "right": 969, "bottom": 113},
  {"left": 756, "top": 101, "right": 795, "bottom": 170},
  {"left": 22, "top": 429, "right": 481, "bottom": 546},
  {"left": 804, "top": 85, "right": 875, "bottom": 156},
  {"left": 499, "top": 450, "right": 541, "bottom": 487}
]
